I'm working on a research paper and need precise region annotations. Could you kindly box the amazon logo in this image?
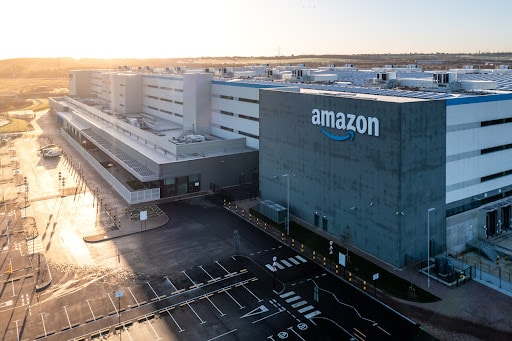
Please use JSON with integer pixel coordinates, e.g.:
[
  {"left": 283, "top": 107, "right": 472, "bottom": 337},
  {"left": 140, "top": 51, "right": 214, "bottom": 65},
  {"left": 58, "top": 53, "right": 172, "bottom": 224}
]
[{"left": 311, "top": 108, "right": 379, "bottom": 141}]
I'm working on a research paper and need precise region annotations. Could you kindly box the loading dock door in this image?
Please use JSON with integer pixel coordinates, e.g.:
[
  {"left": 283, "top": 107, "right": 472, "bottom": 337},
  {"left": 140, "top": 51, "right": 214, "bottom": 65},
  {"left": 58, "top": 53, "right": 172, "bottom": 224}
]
[
  {"left": 501, "top": 205, "right": 510, "bottom": 230},
  {"left": 486, "top": 210, "right": 497, "bottom": 236}
]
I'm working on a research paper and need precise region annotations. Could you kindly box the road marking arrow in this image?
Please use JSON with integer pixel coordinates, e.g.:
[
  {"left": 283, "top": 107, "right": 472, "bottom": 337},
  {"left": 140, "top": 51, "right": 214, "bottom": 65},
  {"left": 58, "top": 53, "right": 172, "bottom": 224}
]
[{"left": 240, "top": 305, "right": 269, "bottom": 319}]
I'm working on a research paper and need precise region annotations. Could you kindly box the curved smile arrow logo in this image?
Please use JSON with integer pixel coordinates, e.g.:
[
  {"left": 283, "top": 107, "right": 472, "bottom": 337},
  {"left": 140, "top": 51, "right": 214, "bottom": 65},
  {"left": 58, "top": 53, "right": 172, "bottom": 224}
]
[{"left": 319, "top": 127, "right": 355, "bottom": 141}]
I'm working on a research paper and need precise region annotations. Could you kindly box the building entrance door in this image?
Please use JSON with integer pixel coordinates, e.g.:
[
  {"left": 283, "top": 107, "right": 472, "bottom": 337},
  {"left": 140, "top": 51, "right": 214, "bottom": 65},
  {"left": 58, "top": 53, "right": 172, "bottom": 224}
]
[
  {"left": 486, "top": 210, "right": 497, "bottom": 236},
  {"left": 501, "top": 205, "right": 510, "bottom": 231}
]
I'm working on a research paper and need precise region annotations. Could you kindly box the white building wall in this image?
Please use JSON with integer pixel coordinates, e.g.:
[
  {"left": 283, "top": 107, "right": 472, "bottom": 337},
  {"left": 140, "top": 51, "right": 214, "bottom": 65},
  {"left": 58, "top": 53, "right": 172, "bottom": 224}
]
[
  {"left": 446, "top": 97, "right": 512, "bottom": 204},
  {"left": 211, "top": 82, "right": 262, "bottom": 149},
  {"left": 143, "top": 76, "right": 184, "bottom": 124}
]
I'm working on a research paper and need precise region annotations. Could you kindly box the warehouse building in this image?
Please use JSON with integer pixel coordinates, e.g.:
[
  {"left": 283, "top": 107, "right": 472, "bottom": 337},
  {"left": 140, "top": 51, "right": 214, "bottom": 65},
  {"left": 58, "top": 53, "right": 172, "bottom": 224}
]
[{"left": 50, "top": 64, "right": 512, "bottom": 268}]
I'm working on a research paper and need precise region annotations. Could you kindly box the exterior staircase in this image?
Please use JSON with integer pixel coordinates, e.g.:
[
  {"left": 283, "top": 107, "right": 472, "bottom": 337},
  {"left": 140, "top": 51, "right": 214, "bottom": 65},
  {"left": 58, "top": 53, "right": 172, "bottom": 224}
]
[{"left": 468, "top": 238, "right": 498, "bottom": 262}]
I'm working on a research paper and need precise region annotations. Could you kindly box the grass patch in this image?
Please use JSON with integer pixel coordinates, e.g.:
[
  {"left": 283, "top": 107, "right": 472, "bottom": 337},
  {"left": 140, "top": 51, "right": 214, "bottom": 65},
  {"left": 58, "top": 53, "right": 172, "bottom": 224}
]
[{"left": 0, "top": 117, "right": 33, "bottom": 134}]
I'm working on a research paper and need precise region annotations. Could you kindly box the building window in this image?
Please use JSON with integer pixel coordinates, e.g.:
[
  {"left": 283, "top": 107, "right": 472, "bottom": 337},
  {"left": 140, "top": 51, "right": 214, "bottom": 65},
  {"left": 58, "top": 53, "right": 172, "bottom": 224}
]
[
  {"left": 239, "top": 131, "right": 259, "bottom": 139},
  {"left": 220, "top": 110, "right": 234, "bottom": 116},
  {"left": 220, "top": 95, "right": 234, "bottom": 100},
  {"left": 239, "top": 114, "right": 259, "bottom": 122},
  {"left": 220, "top": 126, "right": 234, "bottom": 132},
  {"left": 239, "top": 97, "right": 258, "bottom": 104}
]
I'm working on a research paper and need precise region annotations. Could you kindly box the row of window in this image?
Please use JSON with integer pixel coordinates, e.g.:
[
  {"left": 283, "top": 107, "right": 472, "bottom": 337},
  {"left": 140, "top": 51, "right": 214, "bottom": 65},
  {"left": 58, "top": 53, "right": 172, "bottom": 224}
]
[
  {"left": 219, "top": 110, "right": 259, "bottom": 122},
  {"left": 219, "top": 94, "right": 259, "bottom": 104},
  {"left": 218, "top": 126, "right": 259, "bottom": 139},
  {"left": 146, "top": 84, "right": 183, "bottom": 92},
  {"left": 144, "top": 95, "right": 184, "bottom": 106},
  {"left": 481, "top": 117, "right": 512, "bottom": 127}
]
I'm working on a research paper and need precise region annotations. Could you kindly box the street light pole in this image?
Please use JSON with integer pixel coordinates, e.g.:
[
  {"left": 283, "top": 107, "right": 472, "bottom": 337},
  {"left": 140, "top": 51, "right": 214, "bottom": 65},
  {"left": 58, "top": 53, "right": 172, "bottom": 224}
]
[
  {"left": 284, "top": 174, "right": 289, "bottom": 237},
  {"left": 427, "top": 207, "right": 435, "bottom": 289}
]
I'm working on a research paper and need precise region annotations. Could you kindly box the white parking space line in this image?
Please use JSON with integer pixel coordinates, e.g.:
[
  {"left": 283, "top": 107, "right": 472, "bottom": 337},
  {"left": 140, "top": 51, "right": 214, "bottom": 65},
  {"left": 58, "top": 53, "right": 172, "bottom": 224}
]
[
  {"left": 240, "top": 283, "right": 263, "bottom": 303},
  {"left": 127, "top": 287, "right": 140, "bottom": 306},
  {"left": 199, "top": 265, "right": 215, "bottom": 280},
  {"left": 40, "top": 313, "right": 47, "bottom": 337},
  {"left": 146, "top": 282, "right": 159, "bottom": 298},
  {"left": 183, "top": 302, "right": 206, "bottom": 324},
  {"left": 86, "top": 299, "right": 96, "bottom": 320},
  {"left": 298, "top": 305, "right": 314, "bottom": 314},
  {"left": 107, "top": 293, "right": 118, "bottom": 314},
  {"left": 219, "top": 288, "right": 245, "bottom": 309},
  {"left": 202, "top": 294, "right": 226, "bottom": 317},
  {"left": 288, "top": 257, "right": 300, "bottom": 265},
  {"left": 207, "top": 329, "right": 238, "bottom": 341},
  {"left": 295, "top": 255, "right": 308, "bottom": 263},
  {"left": 291, "top": 300, "right": 308, "bottom": 308},
  {"left": 164, "top": 308, "right": 184, "bottom": 332},
  {"left": 164, "top": 275, "right": 178, "bottom": 292},
  {"left": 63, "top": 306, "right": 72, "bottom": 329},
  {"left": 215, "top": 260, "right": 231, "bottom": 274},
  {"left": 123, "top": 325, "right": 134, "bottom": 340},
  {"left": 280, "top": 259, "right": 293, "bottom": 267},
  {"left": 182, "top": 270, "right": 199, "bottom": 288},
  {"left": 145, "top": 317, "right": 162, "bottom": 340}
]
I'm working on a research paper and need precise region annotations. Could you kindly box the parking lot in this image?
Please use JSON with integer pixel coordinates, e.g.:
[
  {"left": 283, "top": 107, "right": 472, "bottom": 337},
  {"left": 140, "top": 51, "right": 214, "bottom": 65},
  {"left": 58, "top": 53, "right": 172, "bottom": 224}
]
[{"left": 0, "top": 110, "right": 428, "bottom": 340}]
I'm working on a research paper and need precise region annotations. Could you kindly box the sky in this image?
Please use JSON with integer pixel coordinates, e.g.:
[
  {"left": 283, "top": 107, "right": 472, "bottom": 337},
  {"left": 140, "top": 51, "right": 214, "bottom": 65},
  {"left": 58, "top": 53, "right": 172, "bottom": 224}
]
[{"left": 2, "top": 0, "right": 512, "bottom": 60}]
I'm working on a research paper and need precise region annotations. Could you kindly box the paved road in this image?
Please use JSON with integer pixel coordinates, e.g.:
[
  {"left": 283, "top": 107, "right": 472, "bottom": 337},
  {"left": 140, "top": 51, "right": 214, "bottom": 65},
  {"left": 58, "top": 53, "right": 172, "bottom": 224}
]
[{"left": 0, "top": 110, "right": 430, "bottom": 340}]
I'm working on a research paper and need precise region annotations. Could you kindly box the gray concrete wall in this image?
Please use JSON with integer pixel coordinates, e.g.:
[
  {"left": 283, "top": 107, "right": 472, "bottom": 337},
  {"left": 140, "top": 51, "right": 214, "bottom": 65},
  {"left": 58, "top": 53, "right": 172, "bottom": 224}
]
[
  {"left": 160, "top": 151, "right": 258, "bottom": 192},
  {"left": 446, "top": 209, "right": 479, "bottom": 254},
  {"left": 259, "top": 89, "right": 446, "bottom": 268}
]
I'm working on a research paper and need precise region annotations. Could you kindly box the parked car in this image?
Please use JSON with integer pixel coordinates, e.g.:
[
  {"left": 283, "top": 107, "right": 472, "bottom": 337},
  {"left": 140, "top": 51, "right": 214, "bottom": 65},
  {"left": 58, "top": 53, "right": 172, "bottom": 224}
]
[
  {"left": 42, "top": 147, "right": 61, "bottom": 158},
  {"left": 38, "top": 144, "right": 58, "bottom": 153}
]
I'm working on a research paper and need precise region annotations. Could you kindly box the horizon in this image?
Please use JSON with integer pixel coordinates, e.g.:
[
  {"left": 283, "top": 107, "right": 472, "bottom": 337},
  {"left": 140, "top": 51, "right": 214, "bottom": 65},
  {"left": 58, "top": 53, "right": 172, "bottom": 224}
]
[{"left": 3, "top": 0, "right": 512, "bottom": 60}]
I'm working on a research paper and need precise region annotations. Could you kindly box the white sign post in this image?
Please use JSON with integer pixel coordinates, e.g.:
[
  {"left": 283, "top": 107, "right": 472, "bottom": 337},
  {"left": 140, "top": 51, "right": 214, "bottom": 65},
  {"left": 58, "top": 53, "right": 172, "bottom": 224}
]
[
  {"left": 140, "top": 210, "right": 147, "bottom": 230},
  {"left": 372, "top": 273, "right": 379, "bottom": 295}
]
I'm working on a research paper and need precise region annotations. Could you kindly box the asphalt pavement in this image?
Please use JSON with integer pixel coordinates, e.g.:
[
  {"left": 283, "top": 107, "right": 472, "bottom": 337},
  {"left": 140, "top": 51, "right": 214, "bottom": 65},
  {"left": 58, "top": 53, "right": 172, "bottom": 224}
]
[{"left": 6, "top": 109, "right": 511, "bottom": 340}]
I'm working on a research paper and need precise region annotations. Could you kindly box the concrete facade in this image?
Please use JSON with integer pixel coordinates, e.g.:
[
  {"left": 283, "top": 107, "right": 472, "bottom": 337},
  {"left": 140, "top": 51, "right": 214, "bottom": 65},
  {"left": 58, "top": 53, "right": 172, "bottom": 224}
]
[{"left": 259, "top": 88, "right": 446, "bottom": 267}]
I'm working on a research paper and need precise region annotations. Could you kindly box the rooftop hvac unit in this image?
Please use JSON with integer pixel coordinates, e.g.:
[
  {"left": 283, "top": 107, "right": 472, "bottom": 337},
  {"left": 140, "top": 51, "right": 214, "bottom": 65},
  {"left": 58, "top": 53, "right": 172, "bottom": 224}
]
[{"left": 433, "top": 72, "right": 452, "bottom": 84}]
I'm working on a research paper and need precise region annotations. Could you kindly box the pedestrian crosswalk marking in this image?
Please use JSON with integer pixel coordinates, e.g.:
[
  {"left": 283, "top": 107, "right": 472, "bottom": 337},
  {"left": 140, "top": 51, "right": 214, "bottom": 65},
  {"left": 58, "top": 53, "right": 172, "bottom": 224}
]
[
  {"left": 304, "top": 310, "right": 321, "bottom": 319},
  {"left": 280, "top": 291, "right": 321, "bottom": 320},
  {"left": 298, "top": 305, "right": 314, "bottom": 314},
  {"left": 27, "top": 237, "right": 44, "bottom": 255},
  {"left": 280, "top": 291, "right": 295, "bottom": 299},
  {"left": 281, "top": 259, "right": 293, "bottom": 267},
  {"left": 21, "top": 206, "right": 34, "bottom": 219},
  {"left": 288, "top": 257, "right": 300, "bottom": 265},
  {"left": 265, "top": 254, "right": 308, "bottom": 272},
  {"left": 291, "top": 300, "right": 307, "bottom": 308},
  {"left": 274, "top": 262, "right": 285, "bottom": 270},
  {"left": 285, "top": 296, "right": 301, "bottom": 303}
]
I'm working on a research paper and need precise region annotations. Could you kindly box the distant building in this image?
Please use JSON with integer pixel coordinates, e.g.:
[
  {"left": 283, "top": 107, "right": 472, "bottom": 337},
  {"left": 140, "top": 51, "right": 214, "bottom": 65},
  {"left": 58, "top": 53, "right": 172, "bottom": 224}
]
[
  {"left": 8, "top": 110, "right": 35, "bottom": 119},
  {"left": 49, "top": 63, "right": 512, "bottom": 268}
]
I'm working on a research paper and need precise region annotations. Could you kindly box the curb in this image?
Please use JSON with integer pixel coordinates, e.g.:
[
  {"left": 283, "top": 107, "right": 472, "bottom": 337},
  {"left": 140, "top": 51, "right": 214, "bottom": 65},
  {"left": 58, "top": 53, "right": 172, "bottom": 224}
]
[
  {"left": 35, "top": 253, "right": 52, "bottom": 292},
  {"left": 83, "top": 215, "right": 170, "bottom": 243}
]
